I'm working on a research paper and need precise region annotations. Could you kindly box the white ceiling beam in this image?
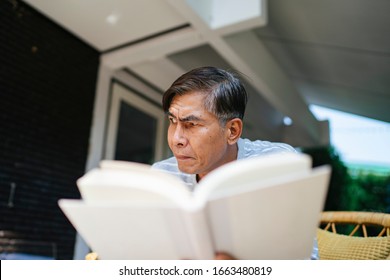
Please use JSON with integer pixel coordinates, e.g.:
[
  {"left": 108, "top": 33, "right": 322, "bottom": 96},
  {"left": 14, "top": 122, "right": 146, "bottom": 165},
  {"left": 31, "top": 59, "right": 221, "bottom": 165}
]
[
  {"left": 101, "top": 26, "right": 205, "bottom": 69},
  {"left": 185, "top": 0, "right": 267, "bottom": 35},
  {"left": 130, "top": 58, "right": 186, "bottom": 92}
]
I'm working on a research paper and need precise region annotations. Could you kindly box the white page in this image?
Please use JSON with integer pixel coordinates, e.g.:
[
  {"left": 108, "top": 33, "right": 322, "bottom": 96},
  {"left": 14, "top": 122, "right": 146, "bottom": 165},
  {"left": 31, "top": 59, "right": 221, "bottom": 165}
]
[
  {"left": 205, "top": 166, "right": 330, "bottom": 259},
  {"left": 180, "top": 209, "right": 215, "bottom": 259},
  {"left": 58, "top": 200, "right": 203, "bottom": 260},
  {"left": 77, "top": 167, "right": 193, "bottom": 209},
  {"left": 193, "top": 153, "right": 312, "bottom": 206}
]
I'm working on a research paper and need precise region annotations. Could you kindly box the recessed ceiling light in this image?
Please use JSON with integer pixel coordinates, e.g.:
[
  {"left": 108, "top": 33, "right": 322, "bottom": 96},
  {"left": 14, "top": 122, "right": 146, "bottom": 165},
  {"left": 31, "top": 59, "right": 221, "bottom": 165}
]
[
  {"left": 283, "top": 116, "right": 293, "bottom": 126},
  {"left": 106, "top": 12, "right": 120, "bottom": 25}
]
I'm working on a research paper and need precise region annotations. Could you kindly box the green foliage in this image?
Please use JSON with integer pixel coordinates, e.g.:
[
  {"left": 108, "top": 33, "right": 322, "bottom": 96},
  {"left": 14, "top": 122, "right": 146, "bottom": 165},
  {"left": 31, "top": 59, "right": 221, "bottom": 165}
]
[
  {"left": 347, "top": 171, "right": 390, "bottom": 213},
  {"left": 301, "top": 146, "right": 390, "bottom": 213},
  {"left": 302, "top": 146, "right": 351, "bottom": 211}
]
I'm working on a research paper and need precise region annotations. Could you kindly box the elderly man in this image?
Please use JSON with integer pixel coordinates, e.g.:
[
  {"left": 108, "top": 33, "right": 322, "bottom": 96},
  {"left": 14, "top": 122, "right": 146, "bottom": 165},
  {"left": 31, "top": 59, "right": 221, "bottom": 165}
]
[{"left": 152, "top": 66, "right": 318, "bottom": 260}]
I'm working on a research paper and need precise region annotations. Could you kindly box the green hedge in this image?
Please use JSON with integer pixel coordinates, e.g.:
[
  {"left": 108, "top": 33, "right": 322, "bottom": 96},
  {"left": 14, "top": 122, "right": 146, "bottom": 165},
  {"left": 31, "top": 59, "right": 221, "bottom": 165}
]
[
  {"left": 301, "top": 146, "right": 390, "bottom": 213},
  {"left": 347, "top": 171, "right": 390, "bottom": 213}
]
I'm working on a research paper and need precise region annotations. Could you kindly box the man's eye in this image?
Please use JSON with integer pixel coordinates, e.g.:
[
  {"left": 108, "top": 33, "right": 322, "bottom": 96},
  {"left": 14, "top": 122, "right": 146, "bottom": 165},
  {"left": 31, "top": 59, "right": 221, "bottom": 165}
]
[{"left": 187, "top": 122, "right": 197, "bottom": 127}]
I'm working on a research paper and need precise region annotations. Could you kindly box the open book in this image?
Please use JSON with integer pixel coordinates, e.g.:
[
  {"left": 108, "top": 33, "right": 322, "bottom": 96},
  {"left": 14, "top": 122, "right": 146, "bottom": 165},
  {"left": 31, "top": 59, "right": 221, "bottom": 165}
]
[{"left": 59, "top": 153, "right": 330, "bottom": 260}]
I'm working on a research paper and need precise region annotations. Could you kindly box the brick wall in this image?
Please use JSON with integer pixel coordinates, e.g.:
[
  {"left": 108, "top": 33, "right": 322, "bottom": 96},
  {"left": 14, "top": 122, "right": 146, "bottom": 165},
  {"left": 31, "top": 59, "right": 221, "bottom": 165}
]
[{"left": 0, "top": 0, "right": 99, "bottom": 259}]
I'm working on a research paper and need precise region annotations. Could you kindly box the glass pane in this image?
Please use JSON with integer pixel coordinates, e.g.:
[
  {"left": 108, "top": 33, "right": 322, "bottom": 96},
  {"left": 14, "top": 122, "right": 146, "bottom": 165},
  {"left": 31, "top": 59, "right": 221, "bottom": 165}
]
[{"left": 115, "top": 100, "right": 157, "bottom": 164}]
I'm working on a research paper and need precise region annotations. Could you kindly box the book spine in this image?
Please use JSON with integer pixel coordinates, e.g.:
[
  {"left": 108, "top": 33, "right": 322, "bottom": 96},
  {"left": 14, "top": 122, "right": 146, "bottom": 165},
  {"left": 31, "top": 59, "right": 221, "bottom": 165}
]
[{"left": 181, "top": 209, "right": 215, "bottom": 260}]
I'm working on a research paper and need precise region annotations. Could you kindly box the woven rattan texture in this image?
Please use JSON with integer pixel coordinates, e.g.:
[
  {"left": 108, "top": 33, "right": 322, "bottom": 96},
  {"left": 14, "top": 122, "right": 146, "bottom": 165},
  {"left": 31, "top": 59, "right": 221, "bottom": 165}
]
[
  {"left": 318, "top": 211, "right": 390, "bottom": 260},
  {"left": 317, "top": 229, "right": 390, "bottom": 260}
]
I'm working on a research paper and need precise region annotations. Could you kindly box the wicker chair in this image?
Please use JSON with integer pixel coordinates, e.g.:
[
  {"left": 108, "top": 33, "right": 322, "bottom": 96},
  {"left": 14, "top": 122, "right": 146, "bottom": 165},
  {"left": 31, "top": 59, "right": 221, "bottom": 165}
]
[
  {"left": 85, "top": 252, "right": 98, "bottom": 260},
  {"left": 317, "top": 211, "right": 390, "bottom": 260}
]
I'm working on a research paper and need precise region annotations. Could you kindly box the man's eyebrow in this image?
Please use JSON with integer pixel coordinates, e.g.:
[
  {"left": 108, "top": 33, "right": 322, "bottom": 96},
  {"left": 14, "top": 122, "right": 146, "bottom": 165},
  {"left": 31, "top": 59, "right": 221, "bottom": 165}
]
[
  {"left": 180, "top": 115, "right": 202, "bottom": 122},
  {"left": 167, "top": 111, "right": 202, "bottom": 122}
]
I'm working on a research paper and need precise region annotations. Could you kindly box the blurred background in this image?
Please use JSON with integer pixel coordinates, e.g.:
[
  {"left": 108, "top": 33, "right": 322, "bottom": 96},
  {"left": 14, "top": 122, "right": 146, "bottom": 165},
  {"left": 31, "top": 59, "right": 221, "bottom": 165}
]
[{"left": 1, "top": 0, "right": 389, "bottom": 259}]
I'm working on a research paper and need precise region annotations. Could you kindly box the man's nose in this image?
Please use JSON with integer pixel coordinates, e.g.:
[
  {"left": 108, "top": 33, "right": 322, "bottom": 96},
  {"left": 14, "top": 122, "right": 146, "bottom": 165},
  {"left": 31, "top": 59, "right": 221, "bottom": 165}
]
[{"left": 172, "top": 124, "right": 187, "bottom": 147}]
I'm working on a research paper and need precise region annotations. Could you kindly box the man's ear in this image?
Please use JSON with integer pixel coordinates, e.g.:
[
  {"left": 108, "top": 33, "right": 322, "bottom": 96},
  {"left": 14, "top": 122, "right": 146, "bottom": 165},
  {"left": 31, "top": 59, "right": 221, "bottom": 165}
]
[{"left": 226, "top": 118, "right": 243, "bottom": 145}]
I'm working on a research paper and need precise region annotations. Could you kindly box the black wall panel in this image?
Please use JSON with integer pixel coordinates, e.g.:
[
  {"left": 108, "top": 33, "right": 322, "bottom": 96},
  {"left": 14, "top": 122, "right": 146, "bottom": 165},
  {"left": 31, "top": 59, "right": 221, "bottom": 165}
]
[{"left": 0, "top": 0, "right": 99, "bottom": 259}]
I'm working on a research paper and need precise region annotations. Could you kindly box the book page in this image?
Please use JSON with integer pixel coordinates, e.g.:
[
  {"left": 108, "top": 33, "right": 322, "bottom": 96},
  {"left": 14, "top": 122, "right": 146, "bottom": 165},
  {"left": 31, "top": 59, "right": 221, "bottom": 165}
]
[
  {"left": 180, "top": 209, "right": 215, "bottom": 259},
  {"left": 193, "top": 153, "right": 312, "bottom": 205},
  {"left": 58, "top": 199, "right": 211, "bottom": 260},
  {"left": 58, "top": 160, "right": 219, "bottom": 259},
  {"left": 205, "top": 166, "right": 330, "bottom": 259},
  {"left": 77, "top": 161, "right": 193, "bottom": 209},
  {"left": 99, "top": 160, "right": 152, "bottom": 171}
]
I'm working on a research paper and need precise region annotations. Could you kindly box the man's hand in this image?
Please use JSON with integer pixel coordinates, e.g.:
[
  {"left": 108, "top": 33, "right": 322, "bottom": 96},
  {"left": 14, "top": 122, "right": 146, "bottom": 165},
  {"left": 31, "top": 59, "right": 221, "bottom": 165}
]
[{"left": 214, "top": 252, "right": 236, "bottom": 260}]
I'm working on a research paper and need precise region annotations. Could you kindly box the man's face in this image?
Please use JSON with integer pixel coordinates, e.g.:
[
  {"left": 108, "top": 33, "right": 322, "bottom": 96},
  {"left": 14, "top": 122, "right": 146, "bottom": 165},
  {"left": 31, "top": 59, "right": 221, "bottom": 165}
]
[{"left": 167, "top": 92, "right": 233, "bottom": 179}]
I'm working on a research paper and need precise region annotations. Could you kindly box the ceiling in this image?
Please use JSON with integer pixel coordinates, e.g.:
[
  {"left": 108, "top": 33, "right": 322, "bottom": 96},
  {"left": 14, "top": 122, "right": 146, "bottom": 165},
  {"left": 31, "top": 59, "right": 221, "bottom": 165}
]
[{"left": 23, "top": 0, "right": 390, "bottom": 147}]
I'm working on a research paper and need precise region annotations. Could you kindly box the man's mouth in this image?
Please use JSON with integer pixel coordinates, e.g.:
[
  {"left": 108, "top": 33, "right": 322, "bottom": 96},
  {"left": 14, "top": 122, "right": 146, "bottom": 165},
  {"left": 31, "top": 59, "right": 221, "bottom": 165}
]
[{"left": 175, "top": 155, "right": 193, "bottom": 161}]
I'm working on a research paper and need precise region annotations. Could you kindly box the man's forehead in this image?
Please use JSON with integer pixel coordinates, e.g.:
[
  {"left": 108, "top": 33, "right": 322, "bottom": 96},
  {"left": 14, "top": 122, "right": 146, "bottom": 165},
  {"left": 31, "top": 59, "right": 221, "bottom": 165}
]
[
  {"left": 168, "top": 108, "right": 202, "bottom": 120},
  {"left": 168, "top": 93, "right": 216, "bottom": 120},
  {"left": 168, "top": 101, "right": 205, "bottom": 116}
]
